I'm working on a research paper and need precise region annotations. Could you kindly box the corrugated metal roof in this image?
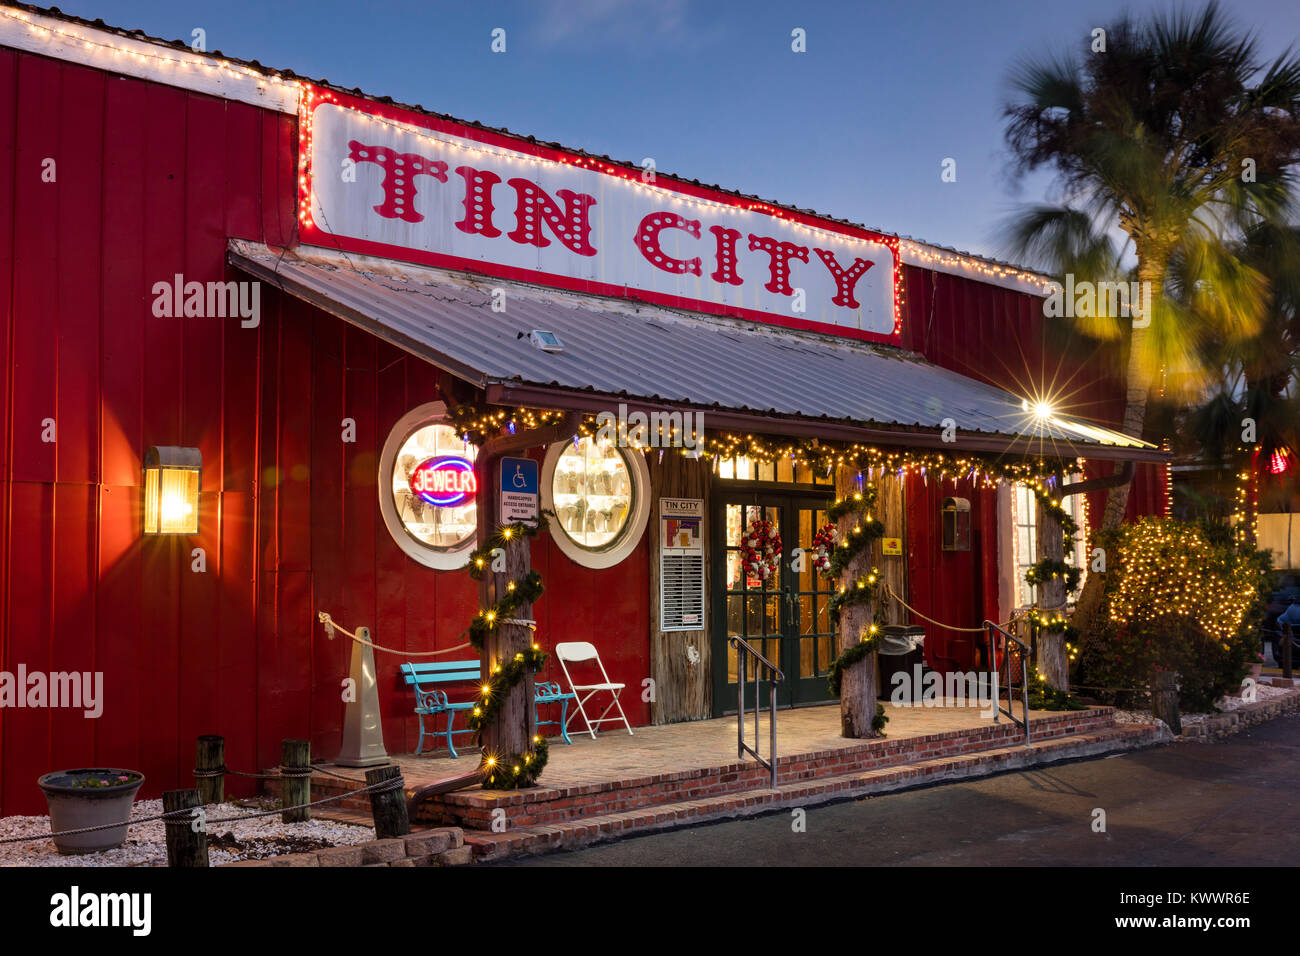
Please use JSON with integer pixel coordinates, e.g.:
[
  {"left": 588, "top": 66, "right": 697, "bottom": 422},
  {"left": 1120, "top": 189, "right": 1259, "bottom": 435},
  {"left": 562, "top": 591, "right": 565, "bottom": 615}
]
[{"left": 229, "top": 240, "right": 1159, "bottom": 460}]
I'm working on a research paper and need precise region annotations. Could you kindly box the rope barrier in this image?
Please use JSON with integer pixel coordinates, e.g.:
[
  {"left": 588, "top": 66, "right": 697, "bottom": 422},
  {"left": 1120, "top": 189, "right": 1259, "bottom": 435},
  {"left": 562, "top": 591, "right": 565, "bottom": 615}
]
[
  {"left": 318, "top": 611, "right": 474, "bottom": 657},
  {"left": 0, "top": 774, "right": 404, "bottom": 846},
  {"left": 879, "top": 581, "right": 1022, "bottom": 634}
]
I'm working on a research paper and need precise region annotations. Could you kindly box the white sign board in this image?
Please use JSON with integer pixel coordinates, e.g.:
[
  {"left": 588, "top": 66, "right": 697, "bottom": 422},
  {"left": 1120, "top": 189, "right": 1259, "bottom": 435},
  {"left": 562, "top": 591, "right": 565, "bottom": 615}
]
[
  {"left": 660, "top": 498, "right": 705, "bottom": 631},
  {"left": 500, "top": 457, "right": 539, "bottom": 525},
  {"left": 303, "top": 90, "right": 899, "bottom": 341}
]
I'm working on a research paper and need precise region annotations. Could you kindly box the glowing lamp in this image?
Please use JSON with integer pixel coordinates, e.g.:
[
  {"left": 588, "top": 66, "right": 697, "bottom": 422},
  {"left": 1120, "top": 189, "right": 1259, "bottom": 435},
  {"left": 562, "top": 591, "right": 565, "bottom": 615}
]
[
  {"left": 1021, "top": 398, "right": 1055, "bottom": 421},
  {"left": 1269, "top": 449, "right": 1290, "bottom": 475},
  {"left": 144, "top": 446, "right": 201, "bottom": 535}
]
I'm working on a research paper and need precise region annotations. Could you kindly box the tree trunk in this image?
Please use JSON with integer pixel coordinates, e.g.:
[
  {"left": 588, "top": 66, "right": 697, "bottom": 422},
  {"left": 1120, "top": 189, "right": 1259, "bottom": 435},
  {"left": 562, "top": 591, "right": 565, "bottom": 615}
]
[
  {"left": 479, "top": 531, "right": 536, "bottom": 760},
  {"left": 1071, "top": 251, "right": 1165, "bottom": 639},
  {"left": 465, "top": 412, "right": 579, "bottom": 772},
  {"left": 1035, "top": 491, "right": 1069, "bottom": 690},
  {"left": 835, "top": 467, "right": 879, "bottom": 738},
  {"left": 1097, "top": 246, "right": 1167, "bottom": 528},
  {"left": 478, "top": 457, "right": 536, "bottom": 762}
]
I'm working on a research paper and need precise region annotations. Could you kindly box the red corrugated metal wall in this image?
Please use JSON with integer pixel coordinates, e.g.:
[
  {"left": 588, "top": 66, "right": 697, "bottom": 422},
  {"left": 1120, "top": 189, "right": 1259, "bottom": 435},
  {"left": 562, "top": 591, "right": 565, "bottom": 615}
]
[
  {"left": 0, "top": 49, "right": 294, "bottom": 814},
  {"left": 0, "top": 48, "right": 649, "bottom": 814}
]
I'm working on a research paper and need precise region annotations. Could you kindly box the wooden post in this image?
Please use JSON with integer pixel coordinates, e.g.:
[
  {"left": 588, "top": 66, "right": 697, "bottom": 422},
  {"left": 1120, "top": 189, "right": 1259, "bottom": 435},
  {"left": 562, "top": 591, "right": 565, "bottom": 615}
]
[
  {"left": 470, "top": 412, "right": 580, "bottom": 771},
  {"left": 874, "top": 474, "right": 907, "bottom": 627},
  {"left": 1035, "top": 483, "right": 1069, "bottom": 691},
  {"left": 163, "top": 789, "right": 208, "bottom": 868},
  {"left": 477, "top": 453, "right": 537, "bottom": 764},
  {"left": 194, "top": 735, "right": 224, "bottom": 806},
  {"left": 366, "top": 765, "right": 411, "bottom": 838},
  {"left": 647, "top": 452, "right": 711, "bottom": 724},
  {"left": 835, "top": 467, "right": 880, "bottom": 738},
  {"left": 1151, "top": 669, "right": 1181, "bottom": 735},
  {"left": 280, "top": 739, "right": 311, "bottom": 823}
]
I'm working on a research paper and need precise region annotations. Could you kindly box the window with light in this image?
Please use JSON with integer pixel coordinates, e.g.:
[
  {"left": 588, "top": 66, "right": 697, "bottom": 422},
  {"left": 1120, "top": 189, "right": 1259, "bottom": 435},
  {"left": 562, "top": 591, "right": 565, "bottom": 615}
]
[
  {"left": 1013, "top": 478, "right": 1088, "bottom": 608},
  {"left": 542, "top": 434, "right": 652, "bottom": 569},
  {"left": 379, "top": 403, "right": 480, "bottom": 570},
  {"left": 551, "top": 436, "right": 634, "bottom": 550}
]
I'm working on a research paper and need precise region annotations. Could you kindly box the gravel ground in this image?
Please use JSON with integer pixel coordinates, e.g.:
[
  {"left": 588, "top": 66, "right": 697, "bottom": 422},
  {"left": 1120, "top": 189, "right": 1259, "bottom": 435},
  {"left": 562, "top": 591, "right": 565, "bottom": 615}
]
[
  {"left": 1112, "top": 680, "right": 1290, "bottom": 731},
  {"left": 0, "top": 798, "right": 374, "bottom": 867}
]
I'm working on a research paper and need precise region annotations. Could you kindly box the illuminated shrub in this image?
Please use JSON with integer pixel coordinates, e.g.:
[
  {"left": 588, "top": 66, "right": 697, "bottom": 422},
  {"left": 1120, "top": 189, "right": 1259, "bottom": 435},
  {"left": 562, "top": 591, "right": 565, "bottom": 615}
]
[{"left": 1073, "top": 518, "right": 1269, "bottom": 711}]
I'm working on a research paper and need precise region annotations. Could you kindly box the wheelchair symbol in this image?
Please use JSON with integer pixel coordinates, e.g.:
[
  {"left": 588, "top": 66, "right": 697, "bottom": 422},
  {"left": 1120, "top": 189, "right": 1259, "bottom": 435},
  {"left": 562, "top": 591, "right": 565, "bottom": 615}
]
[{"left": 512, "top": 465, "right": 528, "bottom": 489}]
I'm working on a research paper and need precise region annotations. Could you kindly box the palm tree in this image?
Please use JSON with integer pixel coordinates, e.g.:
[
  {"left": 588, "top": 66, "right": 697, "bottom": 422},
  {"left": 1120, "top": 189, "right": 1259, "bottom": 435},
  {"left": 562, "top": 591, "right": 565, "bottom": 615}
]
[
  {"left": 1178, "top": 221, "right": 1300, "bottom": 501},
  {"left": 1002, "top": 2, "right": 1300, "bottom": 629}
]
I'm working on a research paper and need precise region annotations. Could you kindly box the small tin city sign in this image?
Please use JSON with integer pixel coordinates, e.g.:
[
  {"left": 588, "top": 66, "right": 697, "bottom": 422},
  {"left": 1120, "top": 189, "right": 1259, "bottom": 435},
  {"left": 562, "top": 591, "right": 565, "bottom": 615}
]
[{"left": 410, "top": 455, "right": 477, "bottom": 507}]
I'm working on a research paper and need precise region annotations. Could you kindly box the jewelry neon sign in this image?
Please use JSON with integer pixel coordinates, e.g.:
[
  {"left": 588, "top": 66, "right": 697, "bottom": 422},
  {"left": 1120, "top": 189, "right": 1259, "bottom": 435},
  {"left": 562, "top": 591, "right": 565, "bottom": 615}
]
[{"left": 410, "top": 455, "right": 477, "bottom": 507}]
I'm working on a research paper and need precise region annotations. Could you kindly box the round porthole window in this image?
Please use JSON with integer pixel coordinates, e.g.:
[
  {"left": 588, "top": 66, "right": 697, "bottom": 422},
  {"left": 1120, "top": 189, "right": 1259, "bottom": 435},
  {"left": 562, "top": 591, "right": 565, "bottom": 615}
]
[
  {"left": 542, "top": 435, "right": 651, "bottom": 569},
  {"left": 379, "top": 402, "right": 479, "bottom": 570}
]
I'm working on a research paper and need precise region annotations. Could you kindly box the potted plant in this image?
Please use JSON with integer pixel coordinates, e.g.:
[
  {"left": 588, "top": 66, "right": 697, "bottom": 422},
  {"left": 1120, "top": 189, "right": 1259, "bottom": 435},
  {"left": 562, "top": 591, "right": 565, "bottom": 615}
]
[{"left": 37, "top": 769, "right": 145, "bottom": 855}]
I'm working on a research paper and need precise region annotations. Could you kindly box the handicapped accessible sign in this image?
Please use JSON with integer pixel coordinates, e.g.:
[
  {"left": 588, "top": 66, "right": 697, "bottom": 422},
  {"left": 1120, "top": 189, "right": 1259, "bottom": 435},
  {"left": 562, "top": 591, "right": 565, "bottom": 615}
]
[{"left": 500, "top": 457, "right": 539, "bottom": 525}]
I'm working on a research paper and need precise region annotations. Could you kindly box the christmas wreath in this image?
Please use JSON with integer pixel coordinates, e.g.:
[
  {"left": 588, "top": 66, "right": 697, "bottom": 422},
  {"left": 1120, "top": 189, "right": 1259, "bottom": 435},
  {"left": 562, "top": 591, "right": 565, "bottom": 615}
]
[
  {"left": 811, "top": 523, "right": 837, "bottom": 577},
  {"left": 741, "top": 518, "right": 782, "bottom": 583}
]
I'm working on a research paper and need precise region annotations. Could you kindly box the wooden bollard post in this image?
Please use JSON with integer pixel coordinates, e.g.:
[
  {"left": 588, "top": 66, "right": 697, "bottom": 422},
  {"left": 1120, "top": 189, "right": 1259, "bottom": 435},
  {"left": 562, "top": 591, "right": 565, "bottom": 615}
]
[
  {"left": 281, "top": 739, "right": 311, "bottom": 823},
  {"left": 365, "top": 765, "right": 409, "bottom": 839},
  {"left": 195, "top": 735, "right": 224, "bottom": 806},
  {"left": 1151, "top": 670, "right": 1181, "bottom": 735},
  {"left": 163, "top": 789, "right": 209, "bottom": 868}
]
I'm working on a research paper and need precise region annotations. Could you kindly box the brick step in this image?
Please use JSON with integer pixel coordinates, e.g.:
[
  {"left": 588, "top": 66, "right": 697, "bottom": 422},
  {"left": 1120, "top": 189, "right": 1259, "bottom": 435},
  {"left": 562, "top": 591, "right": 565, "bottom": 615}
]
[
  {"left": 421, "top": 706, "right": 1118, "bottom": 830},
  {"left": 466, "top": 722, "right": 1164, "bottom": 862}
]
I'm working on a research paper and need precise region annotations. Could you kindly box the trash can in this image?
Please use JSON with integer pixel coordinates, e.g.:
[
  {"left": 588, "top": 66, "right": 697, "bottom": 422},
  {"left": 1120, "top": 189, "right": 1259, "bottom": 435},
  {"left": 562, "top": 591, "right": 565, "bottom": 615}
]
[{"left": 877, "top": 625, "right": 925, "bottom": 700}]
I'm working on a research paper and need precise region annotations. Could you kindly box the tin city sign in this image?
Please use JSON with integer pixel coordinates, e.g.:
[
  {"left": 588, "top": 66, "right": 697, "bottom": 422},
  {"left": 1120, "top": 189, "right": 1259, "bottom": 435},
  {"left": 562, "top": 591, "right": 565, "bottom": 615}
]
[{"left": 302, "top": 88, "right": 900, "bottom": 342}]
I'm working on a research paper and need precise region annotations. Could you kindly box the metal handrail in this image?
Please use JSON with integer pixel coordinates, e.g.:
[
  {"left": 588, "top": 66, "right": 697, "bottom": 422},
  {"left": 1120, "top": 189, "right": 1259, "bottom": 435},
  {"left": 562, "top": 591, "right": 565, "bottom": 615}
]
[
  {"left": 730, "top": 636, "right": 784, "bottom": 788},
  {"left": 984, "top": 620, "right": 1031, "bottom": 747}
]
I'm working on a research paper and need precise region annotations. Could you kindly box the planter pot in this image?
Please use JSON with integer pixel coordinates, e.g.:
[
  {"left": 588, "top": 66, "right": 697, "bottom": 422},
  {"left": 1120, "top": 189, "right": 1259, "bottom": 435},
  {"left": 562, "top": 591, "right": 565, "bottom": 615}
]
[
  {"left": 37, "top": 769, "right": 145, "bottom": 855},
  {"left": 1249, "top": 663, "right": 1264, "bottom": 680}
]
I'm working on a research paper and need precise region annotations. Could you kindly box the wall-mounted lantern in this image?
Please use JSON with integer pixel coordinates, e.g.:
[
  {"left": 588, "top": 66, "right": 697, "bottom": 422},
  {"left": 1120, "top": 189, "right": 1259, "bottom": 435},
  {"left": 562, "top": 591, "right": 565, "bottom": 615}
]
[
  {"left": 144, "top": 446, "right": 201, "bottom": 535},
  {"left": 941, "top": 496, "right": 970, "bottom": 551}
]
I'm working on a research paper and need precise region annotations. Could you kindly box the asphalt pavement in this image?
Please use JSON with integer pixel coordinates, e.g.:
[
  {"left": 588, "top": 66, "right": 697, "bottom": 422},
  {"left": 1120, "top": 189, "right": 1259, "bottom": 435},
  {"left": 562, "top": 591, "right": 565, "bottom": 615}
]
[{"left": 498, "top": 712, "right": 1300, "bottom": 866}]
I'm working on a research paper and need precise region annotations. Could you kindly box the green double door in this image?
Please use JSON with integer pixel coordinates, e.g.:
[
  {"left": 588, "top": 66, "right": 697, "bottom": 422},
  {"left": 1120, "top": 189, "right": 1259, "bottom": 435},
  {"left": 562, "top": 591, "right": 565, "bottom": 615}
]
[{"left": 711, "top": 491, "right": 838, "bottom": 714}]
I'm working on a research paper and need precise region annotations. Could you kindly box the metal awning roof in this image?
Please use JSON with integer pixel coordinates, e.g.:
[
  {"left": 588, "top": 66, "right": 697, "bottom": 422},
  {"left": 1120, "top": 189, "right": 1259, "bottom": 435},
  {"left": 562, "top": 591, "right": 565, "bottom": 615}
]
[{"left": 228, "top": 240, "right": 1164, "bottom": 463}]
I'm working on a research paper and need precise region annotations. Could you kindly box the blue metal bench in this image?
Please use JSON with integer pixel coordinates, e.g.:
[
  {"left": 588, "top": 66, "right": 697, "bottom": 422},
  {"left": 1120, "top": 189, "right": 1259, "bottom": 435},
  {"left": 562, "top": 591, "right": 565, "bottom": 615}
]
[
  {"left": 534, "top": 681, "right": 576, "bottom": 746},
  {"left": 401, "top": 661, "right": 577, "bottom": 757},
  {"left": 401, "top": 661, "right": 480, "bottom": 758}
]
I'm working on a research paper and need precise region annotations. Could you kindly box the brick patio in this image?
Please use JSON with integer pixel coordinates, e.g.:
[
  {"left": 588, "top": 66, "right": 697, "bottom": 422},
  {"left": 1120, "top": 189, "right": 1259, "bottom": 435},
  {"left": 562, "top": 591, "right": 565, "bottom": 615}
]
[
  {"left": 293, "top": 699, "right": 1116, "bottom": 812},
  {"left": 376, "top": 700, "right": 1061, "bottom": 790},
  {"left": 269, "top": 700, "right": 1162, "bottom": 861}
]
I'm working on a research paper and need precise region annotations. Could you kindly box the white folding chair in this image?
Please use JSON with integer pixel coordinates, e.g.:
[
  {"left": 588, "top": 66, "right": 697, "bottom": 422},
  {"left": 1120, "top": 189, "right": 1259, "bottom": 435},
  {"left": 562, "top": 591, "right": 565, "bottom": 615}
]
[{"left": 555, "top": 641, "right": 633, "bottom": 739}]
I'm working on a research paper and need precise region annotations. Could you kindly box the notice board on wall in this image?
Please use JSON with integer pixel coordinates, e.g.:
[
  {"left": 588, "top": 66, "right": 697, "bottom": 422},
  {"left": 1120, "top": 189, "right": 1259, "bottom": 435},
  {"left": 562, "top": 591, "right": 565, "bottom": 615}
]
[{"left": 659, "top": 498, "right": 704, "bottom": 632}]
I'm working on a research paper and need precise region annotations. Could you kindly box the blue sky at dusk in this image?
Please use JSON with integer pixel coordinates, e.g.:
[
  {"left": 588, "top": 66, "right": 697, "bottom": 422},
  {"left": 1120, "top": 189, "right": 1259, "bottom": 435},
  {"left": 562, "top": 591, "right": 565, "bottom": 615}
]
[{"left": 66, "top": 0, "right": 1300, "bottom": 264}]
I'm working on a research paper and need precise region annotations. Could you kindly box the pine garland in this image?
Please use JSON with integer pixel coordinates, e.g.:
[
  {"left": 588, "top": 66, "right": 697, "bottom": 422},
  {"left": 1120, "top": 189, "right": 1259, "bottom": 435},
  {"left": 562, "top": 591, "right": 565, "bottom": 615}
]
[
  {"left": 824, "top": 486, "right": 886, "bottom": 580},
  {"left": 466, "top": 571, "right": 546, "bottom": 649},
  {"left": 828, "top": 569, "right": 883, "bottom": 627},
  {"left": 467, "top": 645, "right": 551, "bottom": 737},
  {"left": 461, "top": 515, "right": 551, "bottom": 789},
  {"left": 827, "top": 634, "right": 878, "bottom": 696},
  {"left": 481, "top": 736, "right": 550, "bottom": 789},
  {"left": 465, "top": 512, "right": 550, "bottom": 581},
  {"left": 1025, "top": 558, "right": 1081, "bottom": 594}
]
